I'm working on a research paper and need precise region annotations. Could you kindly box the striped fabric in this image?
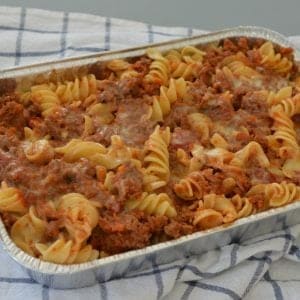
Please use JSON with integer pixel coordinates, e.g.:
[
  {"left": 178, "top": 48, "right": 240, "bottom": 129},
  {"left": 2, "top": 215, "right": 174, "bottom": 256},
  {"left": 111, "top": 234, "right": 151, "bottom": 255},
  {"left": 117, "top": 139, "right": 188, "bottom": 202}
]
[{"left": 0, "top": 6, "right": 300, "bottom": 300}]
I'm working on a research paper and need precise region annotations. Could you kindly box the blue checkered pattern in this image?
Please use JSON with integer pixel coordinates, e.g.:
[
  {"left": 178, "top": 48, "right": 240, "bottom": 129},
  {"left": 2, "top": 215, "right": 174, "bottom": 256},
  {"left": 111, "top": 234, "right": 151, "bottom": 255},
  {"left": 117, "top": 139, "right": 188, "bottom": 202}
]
[{"left": 0, "top": 6, "right": 300, "bottom": 300}]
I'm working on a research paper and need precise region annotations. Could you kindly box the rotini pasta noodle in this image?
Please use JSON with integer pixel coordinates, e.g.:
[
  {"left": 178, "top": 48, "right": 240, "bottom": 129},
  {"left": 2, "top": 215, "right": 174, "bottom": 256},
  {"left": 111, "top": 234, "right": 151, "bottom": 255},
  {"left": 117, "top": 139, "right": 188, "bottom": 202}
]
[
  {"left": 187, "top": 113, "right": 212, "bottom": 143},
  {"left": 82, "top": 115, "right": 94, "bottom": 137},
  {"left": 210, "top": 133, "right": 229, "bottom": 149},
  {"left": 259, "top": 42, "right": 293, "bottom": 74},
  {"left": 145, "top": 48, "right": 170, "bottom": 85},
  {"left": 55, "top": 139, "right": 106, "bottom": 164},
  {"left": 87, "top": 102, "right": 115, "bottom": 125},
  {"left": 35, "top": 236, "right": 99, "bottom": 264},
  {"left": 247, "top": 181, "right": 300, "bottom": 208},
  {"left": 125, "top": 192, "right": 177, "bottom": 218},
  {"left": 165, "top": 49, "right": 195, "bottom": 79},
  {"left": 30, "top": 85, "right": 60, "bottom": 116},
  {"left": 173, "top": 171, "right": 205, "bottom": 200},
  {"left": 268, "top": 105, "right": 299, "bottom": 158},
  {"left": 0, "top": 182, "right": 27, "bottom": 214},
  {"left": 93, "top": 135, "right": 139, "bottom": 169},
  {"left": 151, "top": 78, "right": 189, "bottom": 122},
  {"left": 181, "top": 46, "right": 206, "bottom": 64},
  {"left": 143, "top": 126, "right": 170, "bottom": 191},
  {"left": 267, "top": 86, "right": 292, "bottom": 106},
  {"left": 11, "top": 206, "right": 46, "bottom": 255},
  {"left": 57, "top": 193, "right": 99, "bottom": 243},
  {"left": 230, "top": 141, "right": 270, "bottom": 168},
  {"left": 23, "top": 139, "right": 54, "bottom": 165},
  {"left": 106, "top": 59, "right": 139, "bottom": 79},
  {"left": 55, "top": 74, "right": 98, "bottom": 103},
  {"left": 203, "top": 194, "right": 238, "bottom": 223},
  {"left": 193, "top": 209, "right": 223, "bottom": 229},
  {"left": 231, "top": 195, "right": 253, "bottom": 218}
]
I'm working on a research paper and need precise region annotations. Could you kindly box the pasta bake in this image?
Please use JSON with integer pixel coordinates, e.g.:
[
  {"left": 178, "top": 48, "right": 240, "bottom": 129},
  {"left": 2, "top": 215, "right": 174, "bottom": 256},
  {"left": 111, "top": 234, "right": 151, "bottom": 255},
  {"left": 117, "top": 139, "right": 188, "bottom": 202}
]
[{"left": 0, "top": 37, "right": 299, "bottom": 264}]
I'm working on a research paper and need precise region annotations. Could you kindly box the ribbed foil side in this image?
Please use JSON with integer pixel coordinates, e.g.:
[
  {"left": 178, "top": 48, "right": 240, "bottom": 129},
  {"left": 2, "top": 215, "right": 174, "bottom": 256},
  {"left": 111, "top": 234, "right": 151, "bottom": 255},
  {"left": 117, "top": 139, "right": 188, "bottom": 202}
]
[{"left": 0, "top": 26, "right": 299, "bottom": 289}]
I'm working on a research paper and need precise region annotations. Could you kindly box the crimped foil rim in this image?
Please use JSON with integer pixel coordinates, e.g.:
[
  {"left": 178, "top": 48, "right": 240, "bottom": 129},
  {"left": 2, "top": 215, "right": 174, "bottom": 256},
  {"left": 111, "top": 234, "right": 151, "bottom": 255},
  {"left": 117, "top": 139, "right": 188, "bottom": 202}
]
[{"left": 0, "top": 25, "right": 299, "bottom": 275}]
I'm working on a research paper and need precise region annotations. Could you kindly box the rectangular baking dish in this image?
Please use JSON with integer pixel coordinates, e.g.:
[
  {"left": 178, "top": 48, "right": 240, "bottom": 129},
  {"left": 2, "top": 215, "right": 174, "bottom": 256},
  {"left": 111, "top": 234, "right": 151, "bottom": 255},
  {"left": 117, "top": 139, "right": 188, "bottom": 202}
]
[{"left": 0, "top": 26, "right": 299, "bottom": 289}]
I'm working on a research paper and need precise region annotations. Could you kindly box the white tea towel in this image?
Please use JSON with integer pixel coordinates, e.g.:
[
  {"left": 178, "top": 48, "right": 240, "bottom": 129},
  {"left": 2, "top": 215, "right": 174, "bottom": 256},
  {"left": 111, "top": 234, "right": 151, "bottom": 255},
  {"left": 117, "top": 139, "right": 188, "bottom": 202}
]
[{"left": 0, "top": 6, "right": 300, "bottom": 300}]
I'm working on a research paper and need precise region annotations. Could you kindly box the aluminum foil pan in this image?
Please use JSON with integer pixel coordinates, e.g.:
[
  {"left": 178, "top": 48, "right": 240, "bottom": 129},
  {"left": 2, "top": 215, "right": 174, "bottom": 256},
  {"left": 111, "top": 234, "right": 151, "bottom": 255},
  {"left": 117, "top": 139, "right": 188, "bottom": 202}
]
[{"left": 0, "top": 26, "right": 299, "bottom": 289}]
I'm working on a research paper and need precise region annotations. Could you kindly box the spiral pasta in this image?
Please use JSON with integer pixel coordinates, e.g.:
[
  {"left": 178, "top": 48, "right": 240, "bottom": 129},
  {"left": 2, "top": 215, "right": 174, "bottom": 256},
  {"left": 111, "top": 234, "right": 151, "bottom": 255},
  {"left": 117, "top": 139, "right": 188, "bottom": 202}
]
[
  {"left": 57, "top": 193, "right": 99, "bottom": 244},
  {"left": 87, "top": 102, "right": 115, "bottom": 125},
  {"left": 268, "top": 105, "right": 299, "bottom": 158},
  {"left": 151, "top": 78, "right": 189, "bottom": 122},
  {"left": 23, "top": 139, "right": 54, "bottom": 165},
  {"left": 0, "top": 182, "right": 27, "bottom": 214},
  {"left": 248, "top": 181, "right": 300, "bottom": 208},
  {"left": 203, "top": 194, "right": 238, "bottom": 223},
  {"left": 231, "top": 195, "right": 253, "bottom": 218},
  {"left": 275, "top": 93, "right": 300, "bottom": 117},
  {"left": 259, "top": 42, "right": 293, "bottom": 74},
  {"left": 145, "top": 48, "right": 170, "bottom": 85},
  {"left": 11, "top": 206, "right": 46, "bottom": 255},
  {"left": 265, "top": 181, "right": 300, "bottom": 207},
  {"left": 106, "top": 59, "right": 139, "bottom": 79},
  {"left": 55, "top": 74, "right": 98, "bottom": 103},
  {"left": 165, "top": 49, "right": 195, "bottom": 79},
  {"left": 143, "top": 126, "right": 170, "bottom": 191},
  {"left": 181, "top": 46, "right": 206, "bottom": 64},
  {"left": 193, "top": 208, "right": 223, "bottom": 229},
  {"left": 93, "top": 135, "right": 139, "bottom": 170},
  {"left": 230, "top": 141, "right": 270, "bottom": 168},
  {"left": 55, "top": 139, "right": 107, "bottom": 164},
  {"left": 30, "top": 84, "right": 60, "bottom": 116},
  {"left": 222, "top": 53, "right": 260, "bottom": 80},
  {"left": 267, "top": 86, "right": 292, "bottom": 107},
  {"left": 187, "top": 113, "right": 212, "bottom": 143},
  {"left": 125, "top": 192, "right": 177, "bottom": 218},
  {"left": 173, "top": 171, "right": 205, "bottom": 200},
  {"left": 35, "top": 236, "right": 99, "bottom": 264}
]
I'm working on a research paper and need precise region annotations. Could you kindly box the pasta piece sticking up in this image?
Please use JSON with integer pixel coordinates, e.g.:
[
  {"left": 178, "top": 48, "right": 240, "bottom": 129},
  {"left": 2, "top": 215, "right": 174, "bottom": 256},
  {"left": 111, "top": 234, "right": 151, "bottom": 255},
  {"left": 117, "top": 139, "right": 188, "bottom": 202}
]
[
  {"left": 247, "top": 181, "right": 300, "bottom": 208},
  {"left": 0, "top": 182, "right": 27, "bottom": 214},
  {"left": 35, "top": 236, "right": 99, "bottom": 264},
  {"left": 93, "top": 135, "right": 140, "bottom": 170},
  {"left": 23, "top": 139, "right": 54, "bottom": 165},
  {"left": 106, "top": 59, "right": 139, "bottom": 79},
  {"left": 230, "top": 141, "right": 270, "bottom": 168},
  {"left": 187, "top": 113, "right": 212, "bottom": 144},
  {"left": 11, "top": 207, "right": 46, "bottom": 256},
  {"left": 275, "top": 93, "right": 300, "bottom": 117},
  {"left": 55, "top": 74, "right": 98, "bottom": 103},
  {"left": 202, "top": 194, "right": 238, "bottom": 223},
  {"left": 87, "top": 102, "right": 115, "bottom": 125},
  {"left": 30, "top": 84, "right": 60, "bottom": 116},
  {"left": 165, "top": 49, "right": 195, "bottom": 79},
  {"left": 181, "top": 46, "right": 206, "bottom": 64},
  {"left": 143, "top": 126, "right": 170, "bottom": 191},
  {"left": 223, "top": 53, "right": 261, "bottom": 80},
  {"left": 231, "top": 195, "right": 254, "bottom": 218},
  {"left": 268, "top": 105, "right": 299, "bottom": 158},
  {"left": 193, "top": 208, "right": 223, "bottom": 230},
  {"left": 267, "top": 86, "right": 292, "bottom": 107},
  {"left": 145, "top": 48, "right": 170, "bottom": 85},
  {"left": 173, "top": 171, "right": 206, "bottom": 201},
  {"left": 259, "top": 42, "right": 293, "bottom": 74},
  {"left": 151, "top": 78, "right": 189, "bottom": 122},
  {"left": 55, "top": 139, "right": 107, "bottom": 164},
  {"left": 57, "top": 193, "right": 99, "bottom": 244},
  {"left": 125, "top": 192, "right": 177, "bottom": 218}
]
